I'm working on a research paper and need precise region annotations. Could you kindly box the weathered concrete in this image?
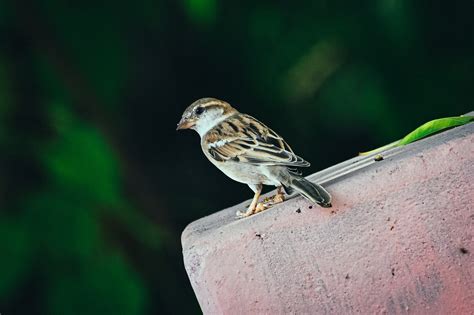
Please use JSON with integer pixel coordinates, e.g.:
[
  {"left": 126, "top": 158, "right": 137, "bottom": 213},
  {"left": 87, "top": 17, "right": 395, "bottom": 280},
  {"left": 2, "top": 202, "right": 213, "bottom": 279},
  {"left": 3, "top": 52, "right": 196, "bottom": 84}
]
[{"left": 182, "top": 121, "right": 474, "bottom": 314}]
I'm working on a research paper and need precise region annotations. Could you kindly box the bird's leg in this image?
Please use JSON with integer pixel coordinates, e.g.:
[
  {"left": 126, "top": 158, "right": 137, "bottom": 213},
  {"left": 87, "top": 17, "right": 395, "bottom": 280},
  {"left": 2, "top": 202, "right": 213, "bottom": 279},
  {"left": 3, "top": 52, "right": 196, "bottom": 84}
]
[
  {"left": 254, "top": 201, "right": 269, "bottom": 214},
  {"left": 236, "top": 184, "right": 263, "bottom": 218},
  {"left": 272, "top": 186, "right": 285, "bottom": 204},
  {"left": 263, "top": 186, "right": 285, "bottom": 206}
]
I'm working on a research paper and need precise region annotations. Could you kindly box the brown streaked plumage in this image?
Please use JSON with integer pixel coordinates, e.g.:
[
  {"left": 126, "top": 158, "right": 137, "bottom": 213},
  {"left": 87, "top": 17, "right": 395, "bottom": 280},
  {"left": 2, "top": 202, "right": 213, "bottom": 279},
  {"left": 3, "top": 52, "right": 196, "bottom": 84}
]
[
  {"left": 204, "top": 114, "right": 309, "bottom": 167},
  {"left": 177, "top": 97, "right": 332, "bottom": 218}
]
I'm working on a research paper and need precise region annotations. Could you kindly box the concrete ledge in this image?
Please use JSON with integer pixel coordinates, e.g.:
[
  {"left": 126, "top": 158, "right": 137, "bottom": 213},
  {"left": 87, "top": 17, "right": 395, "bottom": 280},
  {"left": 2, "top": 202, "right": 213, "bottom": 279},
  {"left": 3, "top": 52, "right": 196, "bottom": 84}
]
[{"left": 182, "top": 121, "right": 474, "bottom": 314}]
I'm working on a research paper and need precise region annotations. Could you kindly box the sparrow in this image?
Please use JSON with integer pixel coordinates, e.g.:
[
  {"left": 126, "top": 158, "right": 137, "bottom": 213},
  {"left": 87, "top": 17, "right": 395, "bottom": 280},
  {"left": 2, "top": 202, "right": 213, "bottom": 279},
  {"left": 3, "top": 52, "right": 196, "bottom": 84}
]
[{"left": 177, "top": 97, "right": 332, "bottom": 218}]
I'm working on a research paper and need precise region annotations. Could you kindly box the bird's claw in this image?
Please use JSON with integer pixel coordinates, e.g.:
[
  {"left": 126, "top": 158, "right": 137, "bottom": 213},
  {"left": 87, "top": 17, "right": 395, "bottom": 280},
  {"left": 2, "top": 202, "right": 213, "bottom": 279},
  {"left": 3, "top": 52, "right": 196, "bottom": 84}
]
[
  {"left": 272, "top": 192, "right": 285, "bottom": 204},
  {"left": 263, "top": 192, "right": 285, "bottom": 206},
  {"left": 236, "top": 189, "right": 285, "bottom": 219},
  {"left": 236, "top": 210, "right": 249, "bottom": 218},
  {"left": 236, "top": 203, "right": 269, "bottom": 218},
  {"left": 255, "top": 202, "right": 269, "bottom": 213}
]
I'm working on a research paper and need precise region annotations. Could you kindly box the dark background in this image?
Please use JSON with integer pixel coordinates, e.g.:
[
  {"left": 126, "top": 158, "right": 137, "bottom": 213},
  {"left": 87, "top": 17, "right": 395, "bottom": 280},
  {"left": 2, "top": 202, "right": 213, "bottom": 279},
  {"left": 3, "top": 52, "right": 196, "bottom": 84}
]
[{"left": 0, "top": 0, "right": 472, "bottom": 314}]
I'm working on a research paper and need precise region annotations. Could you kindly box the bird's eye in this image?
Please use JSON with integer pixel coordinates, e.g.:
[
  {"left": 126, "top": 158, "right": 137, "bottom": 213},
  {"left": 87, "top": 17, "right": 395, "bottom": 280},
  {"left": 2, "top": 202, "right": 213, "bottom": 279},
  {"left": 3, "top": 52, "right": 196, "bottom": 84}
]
[{"left": 195, "top": 106, "right": 204, "bottom": 115}]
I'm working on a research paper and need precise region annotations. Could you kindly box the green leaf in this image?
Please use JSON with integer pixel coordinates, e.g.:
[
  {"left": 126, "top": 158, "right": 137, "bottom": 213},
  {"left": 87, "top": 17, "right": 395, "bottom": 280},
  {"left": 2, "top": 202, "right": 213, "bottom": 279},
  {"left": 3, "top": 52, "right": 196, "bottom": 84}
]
[
  {"left": 398, "top": 116, "right": 474, "bottom": 145},
  {"left": 360, "top": 115, "right": 473, "bottom": 155}
]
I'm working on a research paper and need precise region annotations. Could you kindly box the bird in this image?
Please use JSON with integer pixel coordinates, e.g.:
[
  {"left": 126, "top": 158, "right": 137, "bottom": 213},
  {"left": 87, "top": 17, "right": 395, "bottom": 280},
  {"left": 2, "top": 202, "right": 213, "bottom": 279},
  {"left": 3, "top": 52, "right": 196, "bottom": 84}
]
[{"left": 176, "top": 97, "right": 332, "bottom": 218}]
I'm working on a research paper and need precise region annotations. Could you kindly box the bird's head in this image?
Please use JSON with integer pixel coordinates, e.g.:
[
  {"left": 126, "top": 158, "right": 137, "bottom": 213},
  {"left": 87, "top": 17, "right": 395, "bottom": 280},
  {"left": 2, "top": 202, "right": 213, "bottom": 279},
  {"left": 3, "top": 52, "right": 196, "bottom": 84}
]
[{"left": 176, "top": 97, "right": 237, "bottom": 136}]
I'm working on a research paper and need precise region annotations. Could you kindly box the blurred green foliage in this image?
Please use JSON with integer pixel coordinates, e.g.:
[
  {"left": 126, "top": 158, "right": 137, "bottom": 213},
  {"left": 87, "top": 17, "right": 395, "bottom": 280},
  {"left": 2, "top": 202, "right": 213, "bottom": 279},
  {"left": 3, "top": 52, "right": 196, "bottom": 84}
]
[
  {"left": 184, "top": 0, "right": 217, "bottom": 25},
  {"left": 0, "top": 0, "right": 473, "bottom": 314}
]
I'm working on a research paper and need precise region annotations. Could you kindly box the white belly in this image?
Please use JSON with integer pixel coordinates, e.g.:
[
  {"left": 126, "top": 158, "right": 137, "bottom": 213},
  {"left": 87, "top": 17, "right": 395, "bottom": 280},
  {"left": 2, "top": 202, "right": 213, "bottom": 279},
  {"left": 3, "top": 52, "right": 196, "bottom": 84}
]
[
  {"left": 218, "top": 161, "right": 273, "bottom": 184},
  {"left": 203, "top": 151, "right": 280, "bottom": 186}
]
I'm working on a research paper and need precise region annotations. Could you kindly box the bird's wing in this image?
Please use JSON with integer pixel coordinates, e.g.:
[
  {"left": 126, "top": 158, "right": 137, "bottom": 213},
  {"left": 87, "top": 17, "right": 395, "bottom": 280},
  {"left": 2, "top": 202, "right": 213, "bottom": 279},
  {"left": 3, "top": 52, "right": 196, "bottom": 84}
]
[{"left": 204, "top": 114, "right": 310, "bottom": 167}]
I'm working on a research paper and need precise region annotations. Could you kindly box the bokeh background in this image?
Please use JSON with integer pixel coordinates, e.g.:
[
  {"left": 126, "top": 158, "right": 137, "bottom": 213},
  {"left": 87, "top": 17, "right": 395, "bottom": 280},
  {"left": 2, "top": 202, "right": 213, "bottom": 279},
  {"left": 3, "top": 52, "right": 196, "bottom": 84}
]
[{"left": 1, "top": 0, "right": 473, "bottom": 314}]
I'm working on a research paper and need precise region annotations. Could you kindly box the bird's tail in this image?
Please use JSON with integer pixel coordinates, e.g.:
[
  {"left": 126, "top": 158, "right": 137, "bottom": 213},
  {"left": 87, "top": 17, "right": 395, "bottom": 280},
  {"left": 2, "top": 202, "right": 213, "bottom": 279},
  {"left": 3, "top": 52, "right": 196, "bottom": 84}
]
[{"left": 285, "top": 175, "right": 332, "bottom": 208}]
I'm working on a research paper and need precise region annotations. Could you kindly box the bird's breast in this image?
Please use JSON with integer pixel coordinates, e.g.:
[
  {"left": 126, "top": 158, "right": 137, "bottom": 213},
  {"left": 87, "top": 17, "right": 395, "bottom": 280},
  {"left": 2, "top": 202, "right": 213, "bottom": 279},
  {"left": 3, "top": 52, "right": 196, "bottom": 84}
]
[{"left": 200, "top": 144, "right": 271, "bottom": 185}]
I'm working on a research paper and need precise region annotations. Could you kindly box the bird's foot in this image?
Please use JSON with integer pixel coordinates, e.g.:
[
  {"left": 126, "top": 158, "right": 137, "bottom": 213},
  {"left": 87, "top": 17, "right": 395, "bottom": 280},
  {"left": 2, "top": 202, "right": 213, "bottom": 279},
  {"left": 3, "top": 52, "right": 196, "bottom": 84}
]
[
  {"left": 236, "top": 203, "right": 269, "bottom": 218},
  {"left": 272, "top": 192, "right": 285, "bottom": 204},
  {"left": 236, "top": 208, "right": 255, "bottom": 218},
  {"left": 262, "top": 192, "right": 285, "bottom": 206},
  {"left": 255, "top": 202, "right": 269, "bottom": 213}
]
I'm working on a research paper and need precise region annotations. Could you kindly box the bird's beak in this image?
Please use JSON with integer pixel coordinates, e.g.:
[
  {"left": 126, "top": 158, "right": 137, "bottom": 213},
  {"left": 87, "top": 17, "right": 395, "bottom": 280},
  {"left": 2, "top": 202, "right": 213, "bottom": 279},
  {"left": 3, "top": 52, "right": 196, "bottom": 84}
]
[{"left": 176, "top": 117, "right": 195, "bottom": 130}]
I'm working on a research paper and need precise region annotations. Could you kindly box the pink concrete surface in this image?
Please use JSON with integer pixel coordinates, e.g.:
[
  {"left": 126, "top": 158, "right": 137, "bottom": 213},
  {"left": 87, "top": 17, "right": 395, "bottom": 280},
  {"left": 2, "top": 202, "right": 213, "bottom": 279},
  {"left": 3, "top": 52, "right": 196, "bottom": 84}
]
[{"left": 182, "top": 122, "right": 474, "bottom": 314}]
